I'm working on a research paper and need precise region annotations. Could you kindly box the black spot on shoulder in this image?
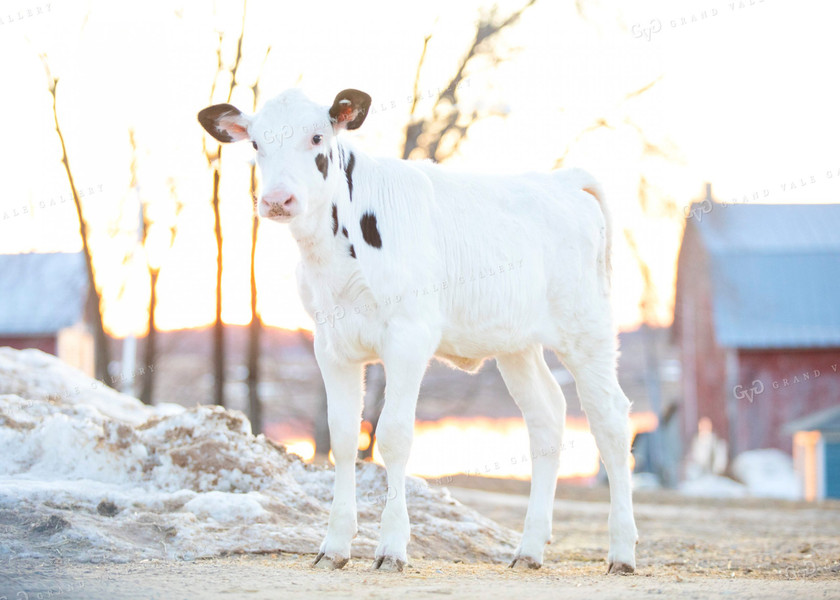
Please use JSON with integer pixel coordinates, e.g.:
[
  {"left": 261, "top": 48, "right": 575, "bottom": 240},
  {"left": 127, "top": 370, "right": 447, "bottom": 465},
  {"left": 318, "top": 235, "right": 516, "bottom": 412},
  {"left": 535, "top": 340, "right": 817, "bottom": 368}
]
[
  {"left": 345, "top": 152, "right": 355, "bottom": 201},
  {"left": 331, "top": 204, "right": 338, "bottom": 236},
  {"left": 360, "top": 212, "right": 382, "bottom": 249},
  {"left": 341, "top": 226, "right": 348, "bottom": 238},
  {"left": 349, "top": 244, "right": 356, "bottom": 258},
  {"left": 315, "top": 153, "right": 329, "bottom": 180}
]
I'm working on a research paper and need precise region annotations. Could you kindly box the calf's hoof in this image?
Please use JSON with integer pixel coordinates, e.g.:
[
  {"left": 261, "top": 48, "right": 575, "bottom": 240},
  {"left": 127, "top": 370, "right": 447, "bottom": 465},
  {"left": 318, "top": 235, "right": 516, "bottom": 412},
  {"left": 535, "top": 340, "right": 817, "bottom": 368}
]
[
  {"left": 508, "top": 555, "right": 542, "bottom": 570},
  {"left": 372, "top": 555, "right": 405, "bottom": 572},
  {"left": 312, "top": 552, "right": 349, "bottom": 570},
  {"left": 606, "top": 561, "right": 635, "bottom": 575}
]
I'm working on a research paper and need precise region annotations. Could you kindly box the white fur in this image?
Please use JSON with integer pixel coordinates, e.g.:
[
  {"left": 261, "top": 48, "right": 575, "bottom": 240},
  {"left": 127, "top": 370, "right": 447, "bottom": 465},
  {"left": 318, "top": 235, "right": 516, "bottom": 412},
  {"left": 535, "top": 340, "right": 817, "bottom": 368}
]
[{"left": 203, "top": 89, "right": 638, "bottom": 572}]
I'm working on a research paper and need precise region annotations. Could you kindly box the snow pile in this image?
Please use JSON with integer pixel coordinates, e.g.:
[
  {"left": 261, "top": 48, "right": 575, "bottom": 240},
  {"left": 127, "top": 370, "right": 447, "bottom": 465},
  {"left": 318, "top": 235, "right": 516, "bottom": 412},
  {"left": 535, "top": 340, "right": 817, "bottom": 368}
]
[
  {"left": 0, "top": 348, "right": 516, "bottom": 563},
  {"left": 678, "top": 448, "right": 803, "bottom": 500},
  {"left": 678, "top": 417, "right": 803, "bottom": 500},
  {"left": 678, "top": 474, "right": 748, "bottom": 498},
  {"left": 0, "top": 346, "right": 184, "bottom": 425},
  {"left": 732, "top": 449, "right": 802, "bottom": 500}
]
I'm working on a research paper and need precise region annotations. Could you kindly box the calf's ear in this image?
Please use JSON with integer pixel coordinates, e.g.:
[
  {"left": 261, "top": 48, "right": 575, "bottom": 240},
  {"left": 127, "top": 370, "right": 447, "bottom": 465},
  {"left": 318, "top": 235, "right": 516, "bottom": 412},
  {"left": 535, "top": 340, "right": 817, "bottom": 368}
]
[
  {"left": 197, "top": 103, "right": 250, "bottom": 143},
  {"left": 329, "top": 89, "right": 371, "bottom": 131}
]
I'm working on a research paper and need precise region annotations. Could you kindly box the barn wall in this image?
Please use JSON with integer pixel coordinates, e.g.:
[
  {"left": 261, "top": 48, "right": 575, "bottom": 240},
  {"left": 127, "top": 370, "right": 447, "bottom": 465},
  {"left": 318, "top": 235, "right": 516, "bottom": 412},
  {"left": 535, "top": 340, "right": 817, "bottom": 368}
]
[
  {"left": 675, "top": 223, "right": 730, "bottom": 445},
  {"left": 735, "top": 349, "right": 840, "bottom": 452},
  {"left": 0, "top": 336, "right": 58, "bottom": 355}
]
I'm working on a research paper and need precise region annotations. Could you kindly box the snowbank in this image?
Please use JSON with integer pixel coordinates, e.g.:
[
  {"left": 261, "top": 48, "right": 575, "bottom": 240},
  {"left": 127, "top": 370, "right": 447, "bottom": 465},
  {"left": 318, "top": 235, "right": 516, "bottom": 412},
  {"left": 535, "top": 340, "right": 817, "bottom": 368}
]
[
  {"left": 0, "top": 348, "right": 516, "bottom": 563},
  {"left": 732, "top": 449, "right": 802, "bottom": 500},
  {"left": 678, "top": 450, "right": 803, "bottom": 500}
]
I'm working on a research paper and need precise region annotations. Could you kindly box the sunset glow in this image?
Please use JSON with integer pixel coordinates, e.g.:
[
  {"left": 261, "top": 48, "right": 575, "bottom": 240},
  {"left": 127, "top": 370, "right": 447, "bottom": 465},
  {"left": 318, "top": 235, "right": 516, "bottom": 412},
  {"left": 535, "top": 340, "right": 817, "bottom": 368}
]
[{"left": 267, "top": 413, "right": 658, "bottom": 480}]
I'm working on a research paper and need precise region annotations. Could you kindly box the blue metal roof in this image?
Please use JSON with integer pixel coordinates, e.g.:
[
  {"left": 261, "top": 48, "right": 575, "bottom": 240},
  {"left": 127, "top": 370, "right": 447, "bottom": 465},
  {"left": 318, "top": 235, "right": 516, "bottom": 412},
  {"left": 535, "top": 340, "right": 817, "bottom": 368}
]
[
  {"left": 689, "top": 203, "right": 840, "bottom": 349},
  {"left": 784, "top": 405, "right": 840, "bottom": 433},
  {"left": 0, "top": 252, "right": 88, "bottom": 336}
]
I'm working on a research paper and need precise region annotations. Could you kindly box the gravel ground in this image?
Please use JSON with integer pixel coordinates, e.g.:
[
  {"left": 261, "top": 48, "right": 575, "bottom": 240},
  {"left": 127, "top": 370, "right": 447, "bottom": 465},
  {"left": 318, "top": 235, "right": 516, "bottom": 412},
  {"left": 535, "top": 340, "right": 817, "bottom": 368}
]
[{"left": 2, "top": 483, "right": 839, "bottom": 600}]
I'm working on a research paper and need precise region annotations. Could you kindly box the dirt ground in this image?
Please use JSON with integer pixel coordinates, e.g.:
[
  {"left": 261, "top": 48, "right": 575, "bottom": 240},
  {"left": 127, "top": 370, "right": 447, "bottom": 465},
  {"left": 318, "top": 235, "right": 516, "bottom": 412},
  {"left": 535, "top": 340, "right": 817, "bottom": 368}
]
[{"left": 2, "top": 481, "right": 839, "bottom": 600}]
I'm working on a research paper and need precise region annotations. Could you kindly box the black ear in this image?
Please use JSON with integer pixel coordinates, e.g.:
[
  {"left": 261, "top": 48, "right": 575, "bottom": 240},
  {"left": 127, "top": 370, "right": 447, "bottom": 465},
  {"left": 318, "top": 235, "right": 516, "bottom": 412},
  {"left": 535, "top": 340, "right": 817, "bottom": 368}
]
[
  {"left": 329, "top": 89, "right": 371, "bottom": 131},
  {"left": 197, "top": 103, "right": 250, "bottom": 143}
]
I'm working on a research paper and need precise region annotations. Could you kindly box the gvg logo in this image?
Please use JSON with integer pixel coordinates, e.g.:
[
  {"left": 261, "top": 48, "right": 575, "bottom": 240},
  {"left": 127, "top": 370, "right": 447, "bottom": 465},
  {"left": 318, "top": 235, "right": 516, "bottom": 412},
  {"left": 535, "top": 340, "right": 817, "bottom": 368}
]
[
  {"left": 685, "top": 198, "right": 713, "bottom": 222},
  {"left": 631, "top": 6, "right": 726, "bottom": 41},
  {"left": 313, "top": 305, "right": 345, "bottom": 327},
  {"left": 631, "top": 19, "right": 663, "bottom": 41},
  {"left": 683, "top": 190, "right": 770, "bottom": 222},
  {"left": 733, "top": 379, "right": 764, "bottom": 403},
  {"left": 261, "top": 119, "right": 333, "bottom": 146}
]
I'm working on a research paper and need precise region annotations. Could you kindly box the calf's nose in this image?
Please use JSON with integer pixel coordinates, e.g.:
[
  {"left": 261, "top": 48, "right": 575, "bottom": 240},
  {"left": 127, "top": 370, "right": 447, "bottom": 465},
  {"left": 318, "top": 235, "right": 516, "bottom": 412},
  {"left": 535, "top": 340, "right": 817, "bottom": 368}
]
[{"left": 261, "top": 191, "right": 295, "bottom": 207}]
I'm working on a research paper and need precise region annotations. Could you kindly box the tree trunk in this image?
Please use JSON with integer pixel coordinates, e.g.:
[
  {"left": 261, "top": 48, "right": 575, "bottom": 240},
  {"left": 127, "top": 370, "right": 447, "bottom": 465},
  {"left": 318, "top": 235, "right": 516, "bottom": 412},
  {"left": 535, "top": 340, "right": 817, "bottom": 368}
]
[
  {"left": 247, "top": 168, "right": 262, "bottom": 433},
  {"left": 247, "top": 310, "right": 262, "bottom": 433},
  {"left": 298, "top": 330, "right": 331, "bottom": 457},
  {"left": 50, "top": 83, "right": 111, "bottom": 383},
  {"left": 212, "top": 168, "right": 225, "bottom": 407},
  {"left": 139, "top": 269, "right": 158, "bottom": 405}
]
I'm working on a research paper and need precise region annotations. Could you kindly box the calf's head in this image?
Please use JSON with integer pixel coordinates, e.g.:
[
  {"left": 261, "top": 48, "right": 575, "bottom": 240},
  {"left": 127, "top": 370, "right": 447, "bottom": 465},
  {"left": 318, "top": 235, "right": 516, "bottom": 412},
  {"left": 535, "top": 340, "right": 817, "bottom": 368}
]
[{"left": 198, "top": 88, "right": 371, "bottom": 223}]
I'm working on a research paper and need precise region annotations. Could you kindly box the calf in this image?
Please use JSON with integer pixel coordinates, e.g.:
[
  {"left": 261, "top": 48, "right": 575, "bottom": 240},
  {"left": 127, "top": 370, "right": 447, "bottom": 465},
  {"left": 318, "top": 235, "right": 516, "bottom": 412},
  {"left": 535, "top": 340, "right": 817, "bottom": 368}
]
[{"left": 198, "top": 89, "right": 638, "bottom": 574}]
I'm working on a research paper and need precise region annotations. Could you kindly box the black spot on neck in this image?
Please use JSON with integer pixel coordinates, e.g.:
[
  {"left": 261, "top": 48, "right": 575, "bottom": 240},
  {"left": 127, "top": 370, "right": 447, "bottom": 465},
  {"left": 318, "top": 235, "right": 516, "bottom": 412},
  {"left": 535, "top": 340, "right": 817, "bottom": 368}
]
[
  {"left": 341, "top": 226, "right": 348, "bottom": 238},
  {"left": 345, "top": 152, "right": 355, "bottom": 201},
  {"left": 331, "top": 204, "right": 338, "bottom": 236},
  {"left": 360, "top": 212, "right": 382, "bottom": 249},
  {"left": 349, "top": 244, "right": 356, "bottom": 258},
  {"left": 315, "top": 153, "right": 329, "bottom": 180}
]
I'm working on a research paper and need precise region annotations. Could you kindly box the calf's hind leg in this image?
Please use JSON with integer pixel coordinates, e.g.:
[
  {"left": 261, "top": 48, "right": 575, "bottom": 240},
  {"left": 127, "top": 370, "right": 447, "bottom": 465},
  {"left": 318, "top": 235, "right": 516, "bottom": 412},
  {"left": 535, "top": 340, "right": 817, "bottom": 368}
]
[
  {"left": 562, "top": 345, "right": 638, "bottom": 574},
  {"left": 496, "top": 346, "right": 566, "bottom": 569}
]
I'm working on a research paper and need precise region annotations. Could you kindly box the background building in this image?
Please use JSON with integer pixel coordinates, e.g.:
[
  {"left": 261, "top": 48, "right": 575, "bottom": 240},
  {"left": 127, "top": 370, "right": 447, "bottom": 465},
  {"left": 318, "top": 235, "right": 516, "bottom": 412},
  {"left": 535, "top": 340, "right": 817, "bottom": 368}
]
[
  {"left": 0, "top": 252, "right": 93, "bottom": 374},
  {"left": 675, "top": 194, "right": 840, "bottom": 459}
]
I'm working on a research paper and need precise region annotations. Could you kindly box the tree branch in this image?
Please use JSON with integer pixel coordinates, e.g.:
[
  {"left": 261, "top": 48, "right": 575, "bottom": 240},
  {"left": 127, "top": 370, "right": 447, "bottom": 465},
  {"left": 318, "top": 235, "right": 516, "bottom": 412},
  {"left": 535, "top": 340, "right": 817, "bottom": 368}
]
[
  {"left": 38, "top": 52, "right": 111, "bottom": 383},
  {"left": 402, "top": 0, "right": 539, "bottom": 162}
]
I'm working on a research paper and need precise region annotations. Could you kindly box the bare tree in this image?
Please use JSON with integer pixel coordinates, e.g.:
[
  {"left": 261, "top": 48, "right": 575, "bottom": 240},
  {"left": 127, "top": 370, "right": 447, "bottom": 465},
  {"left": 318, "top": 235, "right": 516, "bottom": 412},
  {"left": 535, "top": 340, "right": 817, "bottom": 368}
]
[
  {"left": 39, "top": 55, "right": 111, "bottom": 383},
  {"left": 202, "top": 1, "right": 248, "bottom": 407},
  {"left": 246, "top": 46, "right": 271, "bottom": 434},
  {"left": 299, "top": 329, "right": 330, "bottom": 457},
  {"left": 139, "top": 202, "right": 160, "bottom": 405},
  {"left": 246, "top": 157, "right": 263, "bottom": 429},
  {"left": 402, "top": 0, "right": 538, "bottom": 162},
  {"left": 141, "top": 203, "right": 181, "bottom": 401}
]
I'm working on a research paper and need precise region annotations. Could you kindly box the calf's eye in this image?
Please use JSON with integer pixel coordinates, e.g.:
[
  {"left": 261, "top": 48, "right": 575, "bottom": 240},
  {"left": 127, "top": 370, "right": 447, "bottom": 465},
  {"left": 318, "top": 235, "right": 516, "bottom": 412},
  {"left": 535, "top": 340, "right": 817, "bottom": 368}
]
[
  {"left": 312, "top": 134, "right": 323, "bottom": 145},
  {"left": 252, "top": 141, "right": 258, "bottom": 150}
]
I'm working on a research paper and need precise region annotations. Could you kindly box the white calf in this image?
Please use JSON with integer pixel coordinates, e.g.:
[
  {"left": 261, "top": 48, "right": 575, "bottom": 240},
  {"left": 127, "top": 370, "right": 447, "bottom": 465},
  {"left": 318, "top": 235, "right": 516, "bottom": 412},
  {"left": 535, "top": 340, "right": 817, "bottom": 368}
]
[{"left": 198, "top": 88, "right": 638, "bottom": 574}]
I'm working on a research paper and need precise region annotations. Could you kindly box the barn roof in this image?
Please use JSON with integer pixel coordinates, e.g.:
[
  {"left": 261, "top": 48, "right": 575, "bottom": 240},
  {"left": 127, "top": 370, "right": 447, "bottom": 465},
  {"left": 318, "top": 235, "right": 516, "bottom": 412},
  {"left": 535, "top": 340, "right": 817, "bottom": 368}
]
[
  {"left": 0, "top": 252, "right": 89, "bottom": 336},
  {"left": 687, "top": 202, "right": 840, "bottom": 349}
]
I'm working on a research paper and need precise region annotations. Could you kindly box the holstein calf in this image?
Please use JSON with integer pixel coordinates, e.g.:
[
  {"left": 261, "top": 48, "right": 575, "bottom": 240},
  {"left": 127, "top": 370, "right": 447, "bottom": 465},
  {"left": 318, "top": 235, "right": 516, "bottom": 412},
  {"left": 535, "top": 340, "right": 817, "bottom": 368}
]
[{"left": 198, "top": 89, "right": 638, "bottom": 574}]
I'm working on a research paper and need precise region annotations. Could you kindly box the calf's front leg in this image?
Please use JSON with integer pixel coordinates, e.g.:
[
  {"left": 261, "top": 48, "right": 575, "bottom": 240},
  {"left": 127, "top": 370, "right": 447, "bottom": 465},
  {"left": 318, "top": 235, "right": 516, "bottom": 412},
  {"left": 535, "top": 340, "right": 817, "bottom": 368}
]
[
  {"left": 312, "top": 337, "right": 364, "bottom": 570},
  {"left": 371, "top": 325, "right": 434, "bottom": 572}
]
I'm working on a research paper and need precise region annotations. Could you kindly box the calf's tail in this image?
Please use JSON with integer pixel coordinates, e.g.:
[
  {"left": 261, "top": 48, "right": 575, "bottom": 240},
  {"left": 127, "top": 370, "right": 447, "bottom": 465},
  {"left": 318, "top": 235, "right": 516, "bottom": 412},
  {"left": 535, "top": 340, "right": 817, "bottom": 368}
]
[{"left": 555, "top": 168, "right": 612, "bottom": 289}]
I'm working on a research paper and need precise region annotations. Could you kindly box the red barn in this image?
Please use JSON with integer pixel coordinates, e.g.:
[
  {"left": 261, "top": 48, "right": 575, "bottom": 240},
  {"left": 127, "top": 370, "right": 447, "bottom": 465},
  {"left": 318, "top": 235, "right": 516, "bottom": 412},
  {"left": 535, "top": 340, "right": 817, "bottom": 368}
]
[
  {"left": 0, "top": 252, "right": 93, "bottom": 373},
  {"left": 674, "top": 195, "right": 840, "bottom": 458}
]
